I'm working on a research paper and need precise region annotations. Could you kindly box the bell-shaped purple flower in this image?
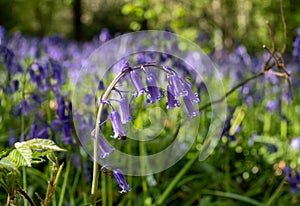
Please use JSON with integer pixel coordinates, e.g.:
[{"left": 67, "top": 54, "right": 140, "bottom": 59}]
[
  {"left": 113, "top": 169, "right": 131, "bottom": 194},
  {"left": 57, "top": 96, "right": 66, "bottom": 121},
  {"left": 29, "top": 124, "right": 37, "bottom": 139},
  {"left": 146, "top": 73, "right": 162, "bottom": 103},
  {"left": 91, "top": 129, "right": 115, "bottom": 158},
  {"left": 119, "top": 98, "right": 131, "bottom": 124},
  {"left": 110, "top": 110, "right": 126, "bottom": 139},
  {"left": 182, "top": 81, "right": 200, "bottom": 103},
  {"left": 130, "top": 70, "right": 145, "bottom": 96},
  {"left": 37, "top": 124, "right": 49, "bottom": 139},
  {"left": 12, "top": 80, "right": 19, "bottom": 92},
  {"left": 166, "top": 84, "right": 180, "bottom": 109},
  {"left": 183, "top": 96, "right": 200, "bottom": 118},
  {"left": 168, "top": 74, "right": 187, "bottom": 98},
  {"left": 21, "top": 100, "right": 30, "bottom": 116}
]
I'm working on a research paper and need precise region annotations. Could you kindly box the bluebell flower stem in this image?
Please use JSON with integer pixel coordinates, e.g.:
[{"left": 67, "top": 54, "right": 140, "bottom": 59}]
[{"left": 91, "top": 63, "right": 171, "bottom": 205}]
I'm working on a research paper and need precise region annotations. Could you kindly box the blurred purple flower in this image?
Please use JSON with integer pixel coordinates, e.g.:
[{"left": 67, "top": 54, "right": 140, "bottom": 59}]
[
  {"left": 29, "top": 124, "right": 38, "bottom": 139},
  {"left": 12, "top": 80, "right": 19, "bottom": 92},
  {"left": 266, "top": 100, "right": 280, "bottom": 112},
  {"left": 284, "top": 166, "right": 300, "bottom": 194},
  {"left": 291, "top": 137, "right": 300, "bottom": 150},
  {"left": 21, "top": 100, "right": 30, "bottom": 116}
]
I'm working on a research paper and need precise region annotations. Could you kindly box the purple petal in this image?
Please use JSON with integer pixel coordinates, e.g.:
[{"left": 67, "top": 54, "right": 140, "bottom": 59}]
[
  {"left": 169, "top": 74, "right": 187, "bottom": 98},
  {"left": 183, "top": 96, "right": 200, "bottom": 118},
  {"left": 113, "top": 169, "right": 131, "bottom": 194},
  {"left": 146, "top": 73, "right": 162, "bottom": 103},
  {"left": 119, "top": 98, "right": 131, "bottom": 124},
  {"left": 166, "top": 84, "right": 180, "bottom": 109},
  {"left": 110, "top": 110, "right": 126, "bottom": 139},
  {"left": 130, "top": 70, "right": 145, "bottom": 96}
]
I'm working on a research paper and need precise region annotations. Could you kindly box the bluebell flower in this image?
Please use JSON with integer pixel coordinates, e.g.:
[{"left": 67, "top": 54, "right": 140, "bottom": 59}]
[
  {"left": 31, "top": 93, "right": 42, "bottom": 104},
  {"left": 291, "top": 137, "right": 300, "bottom": 150},
  {"left": 110, "top": 110, "right": 126, "bottom": 139},
  {"left": 119, "top": 98, "right": 132, "bottom": 124},
  {"left": 91, "top": 129, "right": 115, "bottom": 158},
  {"left": 166, "top": 84, "right": 180, "bottom": 109},
  {"left": 99, "top": 28, "right": 110, "bottom": 43},
  {"left": 9, "top": 130, "right": 16, "bottom": 147},
  {"left": 130, "top": 70, "right": 146, "bottom": 96},
  {"left": 183, "top": 96, "right": 199, "bottom": 118},
  {"left": 12, "top": 80, "right": 19, "bottom": 92},
  {"left": 97, "top": 80, "right": 105, "bottom": 90},
  {"left": 57, "top": 96, "right": 66, "bottom": 121},
  {"left": 113, "top": 169, "right": 131, "bottom": 194},
  {"left": 62, "top": 120, "right": 74, "bottom": 145},
  {"left": 284, "top": 166, "right": 300, "bottom": 194},
  {"left": 182, "top": 81, "right": 200, "bottom": 103},
  {"left": 168, "top": 74, "right": 187, "bottom": 98},
  {"left": 21, "top": 100, "right": 30, "bottom": 116},
  {"left": 146, "top": 72, "right": 163, "bottom": 104},
  {"left": 266, "top": 100, "right": 280, "bottom": 112},
  {"left": 37, "top": 124, "right": 49, "bottom": 139},
  {"left": 29, "top": 124, "right": 38, "bottom": 139}
]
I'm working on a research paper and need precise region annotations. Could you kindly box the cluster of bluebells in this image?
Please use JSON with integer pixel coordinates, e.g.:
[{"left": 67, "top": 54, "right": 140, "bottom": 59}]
[
  {"left": 96, "top": 64, "right": 200, "bottom": 193},
  {"left": 0, "top": 26, "right": 112, "bottom": 182}
]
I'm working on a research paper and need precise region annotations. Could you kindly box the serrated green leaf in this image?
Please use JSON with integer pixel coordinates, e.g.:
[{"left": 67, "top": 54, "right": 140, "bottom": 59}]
[
  {"left": 8, "top": 148, "right": 32, "bottom": 168},
  {"left": 15, "top": 138, "right": 66, "bottom": 152},
  {"left": 0, "top": 157, "right": 18, "bottom": 172}
]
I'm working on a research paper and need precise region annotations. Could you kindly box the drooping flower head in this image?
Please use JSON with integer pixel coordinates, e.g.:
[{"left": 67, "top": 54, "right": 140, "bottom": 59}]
[
  {"left": 113, "top": 169, "right": 131, "bottom": 194},
  {"left": 110, "top": 110, "right": 126, "bottom": 139}
]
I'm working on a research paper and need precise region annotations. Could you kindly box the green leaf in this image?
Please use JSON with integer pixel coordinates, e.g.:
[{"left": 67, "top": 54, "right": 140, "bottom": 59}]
[
  {"left": 8, "top": 148, "right": 32, "bottom": 168},
  {"left": 0, "top": 149, "right": 9, "bottom": 158},
  {"left": 15, "top": 138, "right": 66, "bottom": 152},
  {"left": 0, "top": 157, "right": 18, "bottom": 172}
]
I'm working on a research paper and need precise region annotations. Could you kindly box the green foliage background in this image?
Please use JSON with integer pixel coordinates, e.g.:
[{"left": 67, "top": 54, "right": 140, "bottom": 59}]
[{"left": 1, "top": 0, "right": 300, "bottom": 53}]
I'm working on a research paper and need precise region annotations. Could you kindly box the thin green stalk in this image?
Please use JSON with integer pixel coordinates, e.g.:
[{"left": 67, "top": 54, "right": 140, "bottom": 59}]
[
  {"left": 266, "top": 178, "right": 285, "bottom": 206},
  {"left": 101, "top": 173, "right": 107, "bottom": 206},
  {"left": 108, "top": 174, "right": 113, "bottom": 206},
  {"left": 58, "top": 160, "right": 70, "bottom": 206},
  {"left": 202, "top": 190, "right": 264, "bottom": 206},
  {"left": 155, "top": 152, "right": 199, "bottom": 205},
  {"left": 139, "top": 141, "right": 148, "bottom": 202}
]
